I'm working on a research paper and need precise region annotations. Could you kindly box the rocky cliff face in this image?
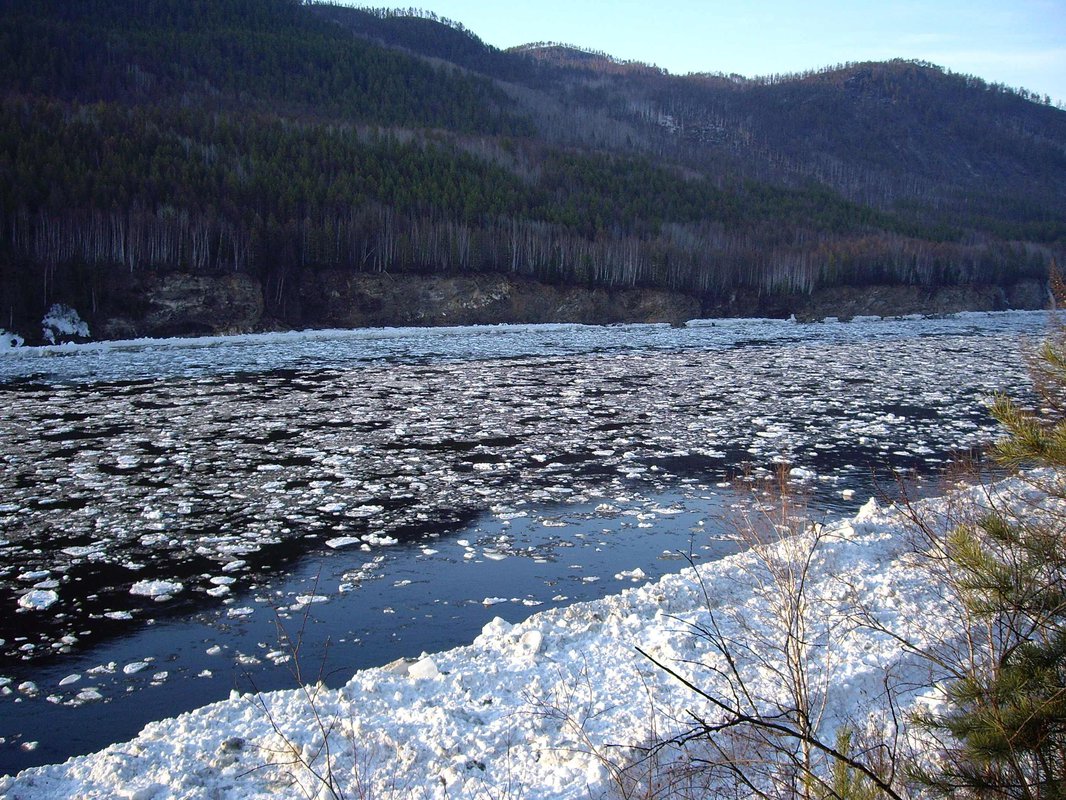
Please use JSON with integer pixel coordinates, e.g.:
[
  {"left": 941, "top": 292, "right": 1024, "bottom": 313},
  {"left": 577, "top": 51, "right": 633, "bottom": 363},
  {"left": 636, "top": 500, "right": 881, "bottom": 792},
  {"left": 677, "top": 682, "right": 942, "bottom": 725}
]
[
  {"left": 86, "top": 270, "right": 1050, "bottom": 343},
  {"left": 295, "top": 272, "right": 701, "bottom": 328},
  {"left": 781, "top": 280, "right": 1048, "bottom": 321},
  {"left": 97, "top": 272, "right": 264, "bottom": 341},
  {"left": 703, "top": 280, "right": 1050, "bottom": 321}
]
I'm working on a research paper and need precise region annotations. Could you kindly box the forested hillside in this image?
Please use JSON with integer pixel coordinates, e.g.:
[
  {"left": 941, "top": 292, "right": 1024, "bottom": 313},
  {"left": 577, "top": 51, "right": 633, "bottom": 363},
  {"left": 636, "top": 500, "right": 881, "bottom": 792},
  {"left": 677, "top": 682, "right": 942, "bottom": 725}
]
[{"left": 0, "top": 0, "right": 1063, "bottom": 340}]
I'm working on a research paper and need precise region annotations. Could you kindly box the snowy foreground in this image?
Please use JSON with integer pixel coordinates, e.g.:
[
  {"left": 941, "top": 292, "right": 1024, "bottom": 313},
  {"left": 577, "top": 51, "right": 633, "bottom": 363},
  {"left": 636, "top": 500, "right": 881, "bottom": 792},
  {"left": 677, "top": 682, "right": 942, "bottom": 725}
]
[{"left": 1, "top": 475, "right": 1045, "bottom": 799}]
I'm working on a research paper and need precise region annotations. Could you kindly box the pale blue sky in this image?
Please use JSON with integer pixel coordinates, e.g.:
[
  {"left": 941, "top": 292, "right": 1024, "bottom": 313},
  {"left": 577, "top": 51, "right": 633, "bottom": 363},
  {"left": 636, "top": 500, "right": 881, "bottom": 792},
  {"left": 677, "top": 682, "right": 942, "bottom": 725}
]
[{"left": 354, "top": 1, "right": 1066, "bottom": 105}]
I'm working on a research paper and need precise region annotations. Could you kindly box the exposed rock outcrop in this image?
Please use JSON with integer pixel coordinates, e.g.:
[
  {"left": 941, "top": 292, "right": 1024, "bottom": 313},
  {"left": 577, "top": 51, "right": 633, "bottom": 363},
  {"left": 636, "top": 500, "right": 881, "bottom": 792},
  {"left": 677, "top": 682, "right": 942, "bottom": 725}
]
[
  {"left": 792, "top": 284, "right": 1011, "bottom": 321},
  {"left": 706, "top": 280, "right": 1050, "bottom": 322},
  {"left": 87, "top": 270, "right": 1049, "bottom": 343},
  {"left": 98, "top": 272, "right": 264, "bottom": 340},
  {"left": 296, "top": 272, "right": 701, "bottom": 328}
]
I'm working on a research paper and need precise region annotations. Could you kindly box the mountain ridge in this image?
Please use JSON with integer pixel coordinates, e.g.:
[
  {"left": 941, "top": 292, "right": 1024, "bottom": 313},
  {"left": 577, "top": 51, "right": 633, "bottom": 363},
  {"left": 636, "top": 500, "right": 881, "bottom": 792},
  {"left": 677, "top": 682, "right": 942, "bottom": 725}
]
[{"left": 0, "top": 0, "right": 1062, "bottom": 342}]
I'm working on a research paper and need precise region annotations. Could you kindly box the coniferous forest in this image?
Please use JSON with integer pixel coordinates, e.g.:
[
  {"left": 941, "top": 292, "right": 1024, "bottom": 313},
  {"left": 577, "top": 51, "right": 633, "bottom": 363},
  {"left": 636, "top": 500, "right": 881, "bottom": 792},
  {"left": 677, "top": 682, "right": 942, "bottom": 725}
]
[{"left": 1, "top": 0, "right": 1064, "bottom": 339}]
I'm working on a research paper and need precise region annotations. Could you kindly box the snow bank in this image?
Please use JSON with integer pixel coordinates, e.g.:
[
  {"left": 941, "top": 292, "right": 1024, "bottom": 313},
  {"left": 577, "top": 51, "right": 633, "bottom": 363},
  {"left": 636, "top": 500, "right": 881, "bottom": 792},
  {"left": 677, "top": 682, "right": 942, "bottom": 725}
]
[{"left": 0, "top": 476, "right": 1046, "bottom": 798}]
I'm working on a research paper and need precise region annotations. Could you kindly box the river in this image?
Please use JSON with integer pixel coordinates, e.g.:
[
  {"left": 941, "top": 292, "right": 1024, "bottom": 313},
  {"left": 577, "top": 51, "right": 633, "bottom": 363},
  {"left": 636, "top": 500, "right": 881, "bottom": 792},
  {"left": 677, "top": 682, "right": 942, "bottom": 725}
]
[{"left": 0, "top": 312, "right": 1049, "bottom": 775}]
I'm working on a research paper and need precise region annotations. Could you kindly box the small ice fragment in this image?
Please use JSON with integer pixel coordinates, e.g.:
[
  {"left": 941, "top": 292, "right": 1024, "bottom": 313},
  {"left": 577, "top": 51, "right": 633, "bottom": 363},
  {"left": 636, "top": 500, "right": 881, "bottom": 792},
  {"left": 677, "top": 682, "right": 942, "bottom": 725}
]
[
  {"left": 349, "top": 504, "right": 384, "bottom": 518},
  {"left": 855, "top": 498, "right": 881, "bottom": 521},
  {"left": 58, "top": 674, "right": 81, "bottom": 687},
  {"left": 18, "top": 589, "right": 59, "bottom": 610},
  {"left": 123, "top": 661, "right": 151, "bottom": 675},
  {"left": 482, "top": 597, "right": 508, "bottom": 606},
  {"left": 518, "top": 630, "right": 543, "bottom": 655},
  {"left": 408, "top": 656, "right": 440, "bottom": 680},
  {"left": 129, "top": 580, "right": 183, "bottom": 600},
  {"left": 480, "top": 617, "right": 513, "bottom": 640},
  {"left": 362, "top": 533, "right": 398, "bottom": 546},
  {"left": 124, "top": 783, "right": 165, "bottom": 800},
  {"left": 496, "top": 511, "right": 528, "bottom": 521}
]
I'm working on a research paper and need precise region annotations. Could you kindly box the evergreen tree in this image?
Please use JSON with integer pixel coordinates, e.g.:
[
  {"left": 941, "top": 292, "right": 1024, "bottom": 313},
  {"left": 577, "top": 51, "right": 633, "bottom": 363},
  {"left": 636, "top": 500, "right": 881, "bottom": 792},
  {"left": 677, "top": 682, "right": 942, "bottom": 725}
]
[{"left": 915, "top": 302, "right": 1066, "bottom": 798}]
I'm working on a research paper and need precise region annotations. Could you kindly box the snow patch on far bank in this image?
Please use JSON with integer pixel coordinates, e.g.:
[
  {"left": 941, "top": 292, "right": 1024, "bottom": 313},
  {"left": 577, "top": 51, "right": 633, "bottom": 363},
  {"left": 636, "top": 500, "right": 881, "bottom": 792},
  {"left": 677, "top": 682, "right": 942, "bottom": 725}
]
[{"left": 41, "top": 305, "right": 89, "bottom": 345}]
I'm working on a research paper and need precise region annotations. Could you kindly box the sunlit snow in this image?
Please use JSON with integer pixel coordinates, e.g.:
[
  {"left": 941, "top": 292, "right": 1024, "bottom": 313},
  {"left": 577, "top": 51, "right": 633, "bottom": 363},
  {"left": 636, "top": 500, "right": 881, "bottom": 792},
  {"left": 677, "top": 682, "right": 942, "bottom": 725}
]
[{"left": 0, "top": 474, "right": 1053, "bottom": 798}]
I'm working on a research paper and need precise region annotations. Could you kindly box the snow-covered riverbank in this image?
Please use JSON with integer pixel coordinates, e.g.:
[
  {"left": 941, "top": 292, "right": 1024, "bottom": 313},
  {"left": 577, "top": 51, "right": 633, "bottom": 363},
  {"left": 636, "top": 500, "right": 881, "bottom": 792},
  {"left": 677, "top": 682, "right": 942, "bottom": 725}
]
[{"left": 3, "top": 473, "right": 1043, "bottom": 799}]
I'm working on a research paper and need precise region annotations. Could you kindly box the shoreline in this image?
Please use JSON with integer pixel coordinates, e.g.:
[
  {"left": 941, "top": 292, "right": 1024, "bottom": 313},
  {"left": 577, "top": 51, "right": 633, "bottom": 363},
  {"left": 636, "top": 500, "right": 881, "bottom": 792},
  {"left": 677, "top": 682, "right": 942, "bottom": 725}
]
[{"left": 1, "top": 474, "right": 1042, "bottom": 797}]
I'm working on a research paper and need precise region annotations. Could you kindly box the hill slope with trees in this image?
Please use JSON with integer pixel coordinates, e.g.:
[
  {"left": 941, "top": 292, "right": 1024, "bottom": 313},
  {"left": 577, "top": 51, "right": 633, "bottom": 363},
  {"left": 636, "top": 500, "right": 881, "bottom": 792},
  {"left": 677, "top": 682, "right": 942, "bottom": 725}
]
[{"left": 0, "top": 0, "right": 1063, "bottom": 340}]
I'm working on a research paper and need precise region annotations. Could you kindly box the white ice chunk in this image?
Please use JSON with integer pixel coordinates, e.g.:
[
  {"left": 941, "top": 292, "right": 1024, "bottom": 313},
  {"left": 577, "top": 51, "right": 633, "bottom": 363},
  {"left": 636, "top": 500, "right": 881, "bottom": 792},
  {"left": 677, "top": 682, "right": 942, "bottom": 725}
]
[
  {"left": 18, "top": 589, "right": 59, "bottom": 610},
  {"left": 855, "top": 497, "right": 881, "bottom": 522},
  {"left": 129, "top": 580, "right": 183, "bottom": 600},
  {"left": 517, "top": 630, "right": 543, "bottom": 656},
  {"left": 75, "top": 687, "right": 103, "bottom": 703},
  {"left": 408, "top": 656, "right": 440, "bottom": 680}
]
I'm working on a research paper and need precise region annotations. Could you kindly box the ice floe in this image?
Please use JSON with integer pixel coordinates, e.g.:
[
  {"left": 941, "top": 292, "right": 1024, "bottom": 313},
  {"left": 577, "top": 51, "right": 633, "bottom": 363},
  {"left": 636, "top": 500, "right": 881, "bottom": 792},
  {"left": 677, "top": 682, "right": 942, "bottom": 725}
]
[
  {"left": 129, "top": 581, "right": 183, "bottom": 601},
  {"left": 16, "top": 591, "right": 58, "bottom": 611}
]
